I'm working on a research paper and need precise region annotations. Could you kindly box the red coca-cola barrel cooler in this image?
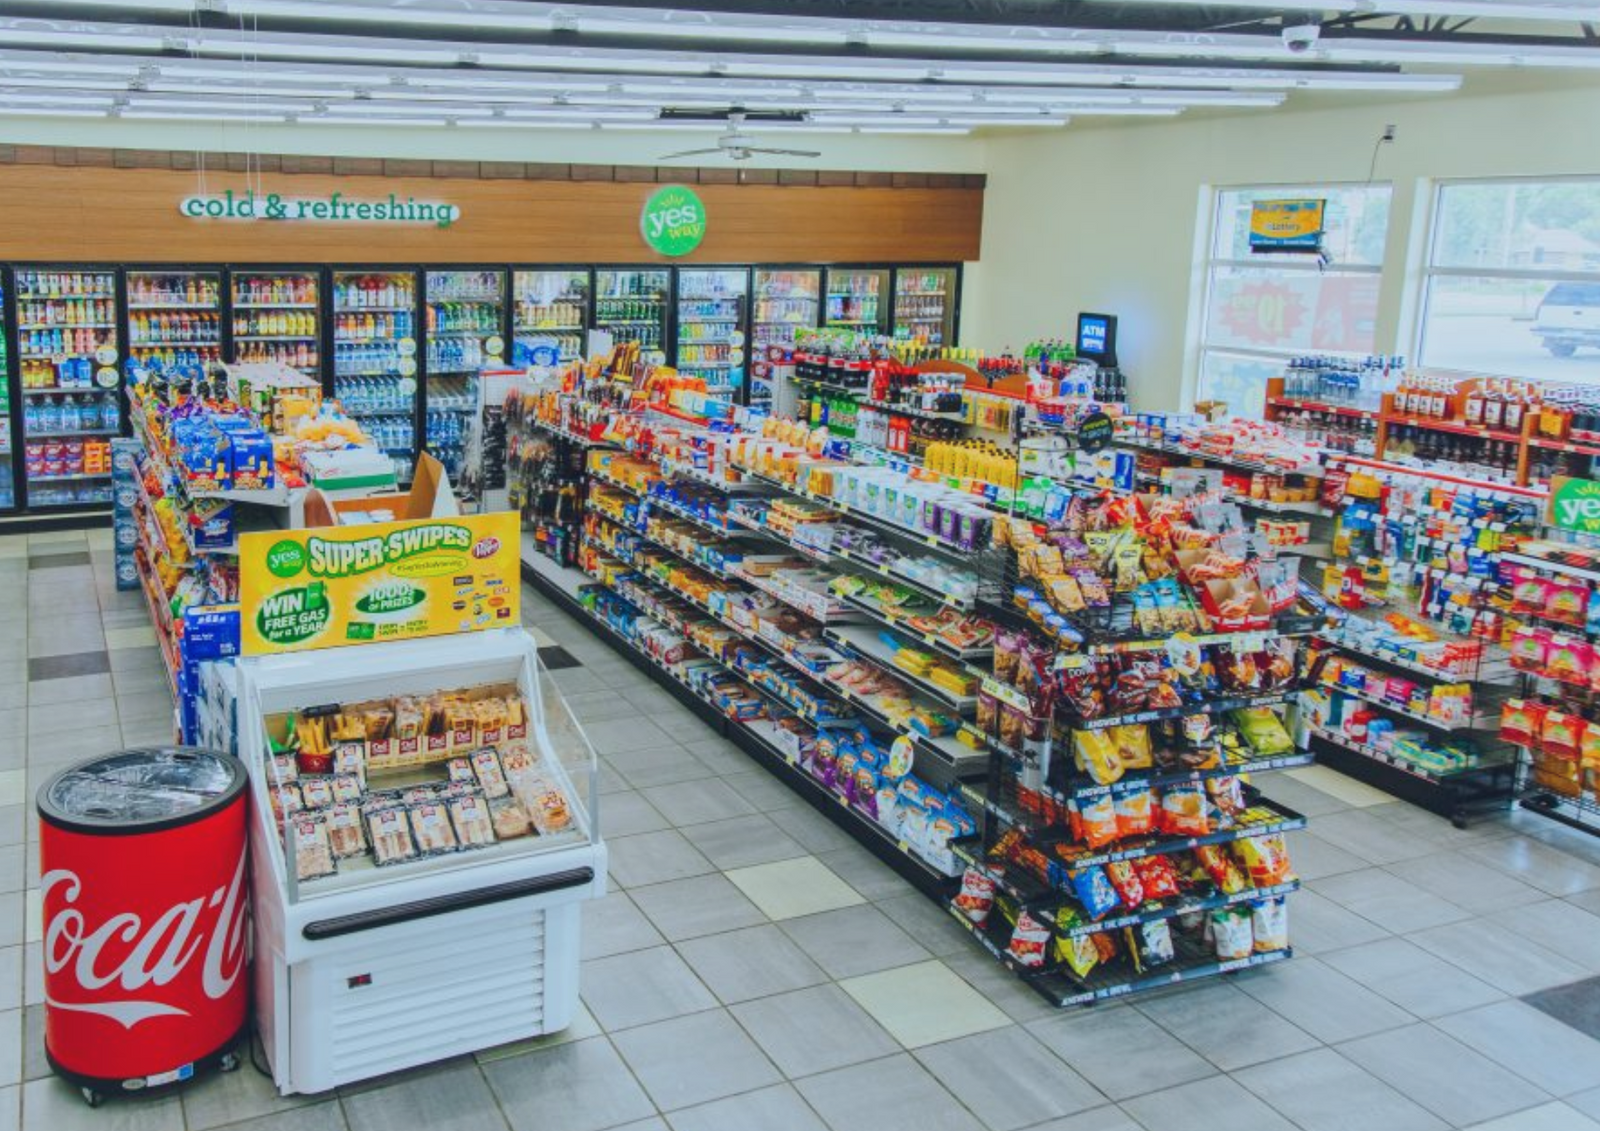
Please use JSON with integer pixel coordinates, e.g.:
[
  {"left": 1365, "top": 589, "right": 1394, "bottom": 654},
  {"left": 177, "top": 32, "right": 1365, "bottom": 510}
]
[{"left": 37, "top": 747, "right": 250, "bottom": 1107}]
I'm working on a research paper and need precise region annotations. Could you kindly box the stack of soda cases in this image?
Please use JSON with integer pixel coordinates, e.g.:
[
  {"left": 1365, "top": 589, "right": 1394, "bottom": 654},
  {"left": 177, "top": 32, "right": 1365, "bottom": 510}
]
[{"left": 110, "top": 439, "right": 141, "bottom": 591}]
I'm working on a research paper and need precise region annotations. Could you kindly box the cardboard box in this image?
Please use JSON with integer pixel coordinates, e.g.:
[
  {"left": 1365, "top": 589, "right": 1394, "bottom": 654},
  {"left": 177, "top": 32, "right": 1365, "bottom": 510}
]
[{"left": 302, "top": 452, "right": 461, "bottom": 527}]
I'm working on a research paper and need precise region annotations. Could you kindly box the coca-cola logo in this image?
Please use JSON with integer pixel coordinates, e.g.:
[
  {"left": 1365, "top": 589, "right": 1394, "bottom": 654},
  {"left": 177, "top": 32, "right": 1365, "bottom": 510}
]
[{"left": 42, "top": 855, "right": 249, "bottom": 1030}]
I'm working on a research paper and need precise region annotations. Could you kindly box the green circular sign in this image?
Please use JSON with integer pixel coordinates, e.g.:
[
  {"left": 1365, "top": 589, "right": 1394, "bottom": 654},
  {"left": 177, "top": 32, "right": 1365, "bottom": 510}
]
[
  {"left": 640, "top": 185, "right": 707, "bottom": 257},
  {"left": 266, "top": 539, "right": 308, "bottom": 579}
]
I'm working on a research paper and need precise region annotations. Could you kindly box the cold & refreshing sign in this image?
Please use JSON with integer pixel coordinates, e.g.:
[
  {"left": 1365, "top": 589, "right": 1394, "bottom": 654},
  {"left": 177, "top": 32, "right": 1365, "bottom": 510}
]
[
  {"left": 239, "top": 513, "right": 519, "bottom": 655},
  {"left": 180, "top": 189, "right": 461, "bottom": 228},
  {"left": 1548, "top": 476, "right": 1600, "bottom": 537},
  {"left": 640, "top": 184, "right": 707, "bottom": 257}
]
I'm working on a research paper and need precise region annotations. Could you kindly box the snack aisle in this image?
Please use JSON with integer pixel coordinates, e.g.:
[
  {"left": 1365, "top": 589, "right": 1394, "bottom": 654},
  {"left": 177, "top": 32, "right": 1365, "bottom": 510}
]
[
  {"left": 513, "top": 269, "right": 589, "bottom": 366},
  {"left": 674, "top": 267, "right": 747, "bottom": 401},
  {"left": 824, "top": 267, "right": 889, "bottom": 333},
  {"left": 750, "top": 268, "right": 822, "bottom": 414},
  {"left": 893, "top": 267, "right": 957, "bottom": 345},
  {"left": 332, "top": 270, "right": 420, "bottom": 485},
  {"left": 512, "top": 347, "right": 1317, "bottom": 1003},
  {"left": 232, "top": 271, "right": 321, "bottom": 376},
  {"left": 15, "top": 266, "right": 121, "bottom": 508},
  {"left": 0, "top": 279, "right": 13, "bottom": 511},
  {"left": 425, "top": 269, "right": 506, "bottom": 482},
  {"left": 595, "top": 268, "right": 670, "bottom": 356},
  {"left": 126, "top": 269, "right": 223, "bottom": 379}
]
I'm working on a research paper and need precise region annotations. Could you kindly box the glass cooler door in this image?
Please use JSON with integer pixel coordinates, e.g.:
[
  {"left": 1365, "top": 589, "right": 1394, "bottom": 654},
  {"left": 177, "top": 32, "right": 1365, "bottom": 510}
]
[
  {"left": 893, "top": 266, "right": 957, "bottom": 346},
  {"left": 126, "top": 269, "right": 223, "bottom": 382},
  {"left": 0, "top": 278, "right": 14, "bottom": 511},
  {"left": 674, "top": 267, "right": 747, "bottom": 402},
  {"left": 14, "top": 266, "right": 121, "bottom": 509},
  {"left": 231, "top": 269, "right": 321, "bottom": 376},
  {"left": 513, "top": 269, "right": 589, "bottom": 366},
  {"left": 424, "top": 269, "right": 506, "bottom": 482},
  {"left": 824, "top": 266, "right": 889, "bottom": 334},
  {"left": 333, "top": 270, "right": 420, "bottom": 485},
  {"left": 751, "top": 267, "right": 821, "bottom": 412},
  {"left": 593, "top": 268, "right": 669, "bottom": 356}
]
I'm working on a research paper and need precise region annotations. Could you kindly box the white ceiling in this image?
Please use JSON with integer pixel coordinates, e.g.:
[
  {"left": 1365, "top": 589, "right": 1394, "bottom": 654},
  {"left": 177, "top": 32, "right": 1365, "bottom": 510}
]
[{"left": 0, "top": 1, "right": 1596, "bottom": 138}]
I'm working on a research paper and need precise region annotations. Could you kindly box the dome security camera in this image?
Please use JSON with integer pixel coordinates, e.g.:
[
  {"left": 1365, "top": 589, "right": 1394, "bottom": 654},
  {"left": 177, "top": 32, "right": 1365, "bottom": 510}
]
[{"left": 1282, "top": 23, "right": 1322, "bottom": 53}]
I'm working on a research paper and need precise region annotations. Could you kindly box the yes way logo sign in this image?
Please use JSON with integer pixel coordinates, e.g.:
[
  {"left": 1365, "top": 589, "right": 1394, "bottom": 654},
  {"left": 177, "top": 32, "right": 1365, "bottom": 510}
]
[
  {"left": 640, "top": 185, "right": 707, "bottom": 257},
  {"left": 1549, "top": 476, "right": 1600, "bottom": 536}
]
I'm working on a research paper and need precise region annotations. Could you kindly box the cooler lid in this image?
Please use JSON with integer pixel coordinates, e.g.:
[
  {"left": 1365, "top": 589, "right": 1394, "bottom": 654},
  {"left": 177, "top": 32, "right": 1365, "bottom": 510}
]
[{"left": 38, "top": 747, "right": 247, "bottom": 835}]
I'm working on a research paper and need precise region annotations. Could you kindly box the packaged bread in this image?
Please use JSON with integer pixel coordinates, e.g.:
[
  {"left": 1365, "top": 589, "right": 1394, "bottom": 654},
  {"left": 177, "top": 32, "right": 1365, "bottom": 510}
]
[
  {"left": 362, "top": 706, "right": 395, "bottom": 741},
  {"left": 326, "top": 802, "right": 367, "bottom": 859},
  {"left": 393, "top": 696, "right": 425, "bottom": 740},
  {"left": 409, "top": 801, "right": 458, "bottom": 855},
  {"left": 488, "top": 794, "right": 534, "bottom": 839},
  {"left": 449, "top": 793, "right": 496, "bottom": 848},
  {"left": 471, "top": 748, "right": 512, "bottom": 799},
  {"left": 367, "top": 807, "right": 418, "bottom": 866},
  {"left": 292, "top": 814, "right": 336, "bottom": 881}
]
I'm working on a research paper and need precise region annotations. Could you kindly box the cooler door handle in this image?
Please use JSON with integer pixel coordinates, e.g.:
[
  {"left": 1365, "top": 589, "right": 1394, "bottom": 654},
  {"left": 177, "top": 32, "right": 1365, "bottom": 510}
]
[{"left": 301, "top": 866, "right": 595, "bottom": 940}]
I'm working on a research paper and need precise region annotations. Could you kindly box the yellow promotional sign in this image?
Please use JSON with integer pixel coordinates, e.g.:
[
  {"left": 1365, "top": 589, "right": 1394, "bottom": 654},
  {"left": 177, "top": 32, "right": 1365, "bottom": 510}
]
[
  {"left": 1248, "top": 198, "right": 1326, "bottom": 252},
  {"left": 239, "top": 512, "right": 521, "bottom": 655}
]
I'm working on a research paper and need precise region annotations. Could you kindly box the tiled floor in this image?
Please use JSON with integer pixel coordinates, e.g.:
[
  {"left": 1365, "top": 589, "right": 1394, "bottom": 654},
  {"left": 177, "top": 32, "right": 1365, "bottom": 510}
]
[{"left": 14, "top": 531, "right": 1600, "bottom": 1130}]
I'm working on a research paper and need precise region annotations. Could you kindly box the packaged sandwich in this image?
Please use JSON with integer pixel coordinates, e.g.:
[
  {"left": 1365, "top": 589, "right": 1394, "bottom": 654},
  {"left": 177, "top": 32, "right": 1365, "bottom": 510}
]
[
  {"left": 449, "top": 793, "right": 497, "bottom": 848},
  {"left": 409, "top": 800, "right": 458, "bottom": 854},
  {"left": 471, "top": 748, "right": 512, "bottom": 799},
  {"left": 291, "top": 813, "right": 336, "bottom": 881},
  {"left": 367, "top": 806, "right": 418, "bottom": 866},
  {"left": 326, "top": 802, "right": 367, "bottom": 859},
  {"left": 488, "top": 794, "right": 535, "bottom": 839}
]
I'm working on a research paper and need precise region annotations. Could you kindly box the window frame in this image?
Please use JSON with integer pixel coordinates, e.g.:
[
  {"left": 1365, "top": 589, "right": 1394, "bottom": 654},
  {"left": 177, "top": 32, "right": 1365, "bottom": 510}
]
[
  {"left": 1416, "top": 173, "right": 1600, "bottom": 380},
  {"left": 1192, "top": 181, "right": 1392, "bottom": 409}
]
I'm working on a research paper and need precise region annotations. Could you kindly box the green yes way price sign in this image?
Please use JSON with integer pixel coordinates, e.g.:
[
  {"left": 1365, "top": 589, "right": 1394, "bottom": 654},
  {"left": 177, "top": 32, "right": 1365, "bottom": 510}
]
[{"left": 640, "top": 185, "right": 707, "bottom": 257}]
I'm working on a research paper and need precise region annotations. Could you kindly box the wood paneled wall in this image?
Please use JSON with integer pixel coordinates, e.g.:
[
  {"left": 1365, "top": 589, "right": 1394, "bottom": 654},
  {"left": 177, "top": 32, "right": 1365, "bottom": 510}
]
[{"left": 0, "top": 156, "right": 984, "bottom": 265}]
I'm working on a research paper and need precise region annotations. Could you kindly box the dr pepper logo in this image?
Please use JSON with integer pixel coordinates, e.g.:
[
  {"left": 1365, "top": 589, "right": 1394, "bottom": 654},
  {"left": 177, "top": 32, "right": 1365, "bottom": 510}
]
[{"left": 472, "top": 536, "right": 501, "bottom": 559}]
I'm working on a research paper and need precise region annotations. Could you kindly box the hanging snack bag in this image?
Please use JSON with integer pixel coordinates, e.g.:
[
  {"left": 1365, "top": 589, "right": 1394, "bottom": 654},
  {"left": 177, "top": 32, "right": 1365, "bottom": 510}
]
[
  {"left": 1057, "top": 931, "right": 1100, "bottom": 978},
  {"left": 1075, "top": 730, "right": 1124, "bottom": 786},
  {"left": 1236, "top": 833, "right": 1293, "bottom": 887},
  {"left": 1007, "top": 910, "right": 1052, "bottom": 968},
  {"left": 1140, "top": 919, "right": 1176, "bottom": 966},
  {"left": 1212, "top": 908, "right": 1254, "bottom": 960},
  {"left": 1105, "top": 859, "right": 1146, "bottom": 908},
  {"left": 1252, "top": 898, "right": 1289, "bottom": 952},
  {"left": 1159, "top": 784, "right": 1211, "bottom": 836},
  {"left": 1077, "top": 792, "right": 1121, "bottom": 848},
  {"left": 1070, "top": 865, "right": 1122, "bottom": 919},
  {"left": 1195, "top": 844, "right": 1250, "bottom": 894},
  {"left": 1134, "top": 854, "right": 1182, "bottom": 900},
  {"left": 954, "top": 868, "right": 997, "bottom": 924},
  {"left": 1113, "top": 785, "right": 1155, "bottom": 838}
]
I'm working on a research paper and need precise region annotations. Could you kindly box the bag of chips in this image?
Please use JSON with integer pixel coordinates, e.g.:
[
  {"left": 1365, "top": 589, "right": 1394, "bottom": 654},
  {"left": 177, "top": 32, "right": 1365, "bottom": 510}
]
[
  {"left": 1159, "top": 784, "right": 1211, "bottom": 836},
  {"left": 1008, "top": 910, "right": 1052, "bottom": 968},
  {"left": 1195, "top": 844, "right": 1250, "bottom": 894},
  {"left": 1071, "top": 865, "right": 1122, "bottom": 919},
  {"left": 953, "top": 868, "right": 997, "bottom": 924},
  {"left": 1252, "top": 898, "right": 1289, "bottom": 952},
  {"left": 1212, "top": 908, "right": 1254, "bottom": 959},
  {"left": 1134, "top": 854, "right": 1182, "bottom": 900},
  {"left": 1056, "top": 930, "right": 1100, "bottom": 978},
  {"left": 1075, "top": 730, "right": 1124, "bottom": 786},
  {"left": 1113, "top": 786, "right": 1155, "bottom": 838},
  {"left": 1140, "top": 919, "right": 1175, "bottom": 966},
  {"left": 1076, "top": 792, "right": 1121, "bottom": 848},
  {"left": 1236, "top": 834, "right": 1293, "bottom": 887},
  {"left": 1105, "top": 860, "right": 1146, "bottom": 908}
]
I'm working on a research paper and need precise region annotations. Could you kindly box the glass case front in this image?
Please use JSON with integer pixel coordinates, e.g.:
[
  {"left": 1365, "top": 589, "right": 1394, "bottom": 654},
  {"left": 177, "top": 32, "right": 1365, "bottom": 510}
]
[
  {"left": 674, "top": 267, "right": 747, "bottom": 401},
  {"left": 425, "top": 269, "right": 506, "bottom": 482},
  {"left": 893, "top": 267, "right": 957, "bottom": 346},
  {"left": 825, "top": 267, "right": 888, "bottom": 333},
  {"left": 513, "top": 269, "right": 589, "bottom": 366},
  {"left": 231, "top": 270, "right": 320, "bottom": 376},
  {"left": 594, "top": 269, "right": 669, "bottom": 355},
  {"left": 334, "top": 270, "right": 419, "bottom": 485}
]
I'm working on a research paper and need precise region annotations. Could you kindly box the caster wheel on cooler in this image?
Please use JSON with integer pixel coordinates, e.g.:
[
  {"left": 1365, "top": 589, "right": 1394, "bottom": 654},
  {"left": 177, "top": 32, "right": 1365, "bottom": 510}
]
[
  {"left": 220, "top": 1052, "right": 241, "bottom": 1073},
  {"left": 80, "top": 1087, "right": 103, "bottom": 1108}
]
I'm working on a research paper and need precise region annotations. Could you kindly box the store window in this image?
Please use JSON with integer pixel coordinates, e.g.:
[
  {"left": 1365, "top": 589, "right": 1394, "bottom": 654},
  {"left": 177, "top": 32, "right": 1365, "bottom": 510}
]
[
  {"left": 1419, "top": 178, "right": 1600, "bottom": 383},
  {"left": 1196, "top": 184, "right": 1392, "bottom": 416}
]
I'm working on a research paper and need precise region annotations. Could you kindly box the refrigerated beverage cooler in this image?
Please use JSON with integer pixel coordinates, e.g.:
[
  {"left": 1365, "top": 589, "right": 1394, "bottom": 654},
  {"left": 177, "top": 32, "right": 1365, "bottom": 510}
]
[
  {"left": 14, "top": 267, "right": 121, "bottom": 508},
  {"left": 594, "top": 269, "right": 669, "bottom": 356},
  {"left": 674, "top": 268, "right": 747, "bottom": 401},
  {"left": 233, "top": 630, "right": 607, "bottom": 1095},
  {"left": 425, "top": 269, "right": 505, "bottom": 481},
  {"left": 750, "top": 268, "right": 820, "bottom": 414},
  {"left": 333, "top": 271, "right": 419, "bottom": 485},
  {"left": 232, "top": 271, "right": 320, "bottom": 377},
  {"left": 893, "top": 267, "right": 957, "bottom": 345},
  {"left": 513, "top": 270, "right": 588, "bottom": 366},
  {"left": 126, "top": 270, "right": 223, "bottom": 381},
  {"left": 825, "top": 267, "right": 889, "bottom": 333},
  {"left": 0, "top": 279, "right": 13, "bottom": 510}
]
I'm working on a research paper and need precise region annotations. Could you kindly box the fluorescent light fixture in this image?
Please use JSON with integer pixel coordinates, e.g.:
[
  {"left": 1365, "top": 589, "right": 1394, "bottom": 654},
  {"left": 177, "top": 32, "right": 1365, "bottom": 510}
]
[
  {"left": 0, "top": 90, "right": 113, "bottom": 106},
  {"left": 0, "top": 106, "right": 108, "bottom": 117},
  {"left": 1080, "top": 0, "right": 1600, "bottom": 19}
]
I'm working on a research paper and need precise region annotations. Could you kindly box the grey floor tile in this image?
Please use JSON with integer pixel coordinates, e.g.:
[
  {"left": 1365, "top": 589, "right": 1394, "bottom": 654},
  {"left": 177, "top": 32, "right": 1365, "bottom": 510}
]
[
  {"left": 1235, "top": 955, "right": 1412, "bottom": 1043},
  {"left": 1437, "top": 999, "right": 1600, "bottom": 1097},
  {"left": 1320, "top": 936, "right": 1506, "bottom": 1018},
  {"left": 640, "top": 780, "right": 757, "bottom": 828},
  {"left": 581, "top": 891, "right": 666, "bottom": 961},
  {"left": 1026, "top": 1006, "right": 1213, "bottom": 1101},
  {"left": 482, "top": 1037, "right": 656, "bottom": 1131},
  {"left": 1493, "top": 899, "right": 1600, "bottom": 974},
  {"left": 778, "top": 904, "right": 931, "bottom": 980},
  {"left": 1121, "top": 1076, "right": 1296, "bottom": 1131},
  {"left": 606, "top": 747, "right": 718, "bottom": 791},
  {"left": 0, "top": 1011, "right": 16, "bottom": 1089},
  {"left": 1408, "top": 918, "right": 1589, "bottom": 996},
  {"left": 912, "top": 1026, "right": 1105, "bottom": 1131},
  {"left": 21, "top": 1076, "right": 183, "bottom": 1131},
  {"left": 1283, "top": 828, "right": 1372, "bottom": 881},
  {"left": 1134, "top": 981, "right": 1320, "bottom": 1071},
  {"left": 628, "top": 873, "right": 766, "bottom": 941},
  {"left": 1337, "top": 1022, "right": 1551, "bottom": 1126},
  {"left": 1467, "top": 836, "right": 1600, "bottom": 898},
  {"left": 792, "top": 1054, "right": 982, "bottom": 1131},
  {"left": 23, "top": 674, "right": 110, "bottom": 708},
  {"left": 1310, "top": 808, "right": 1441, "bottom": 865},
  {"left": 611, "top": 1009, "right": 781, "bottom": 1112},
  {"left": 211, "top": 1103, "right": 348, "bottom": 1131},
  {"left": 730, "top": 984, "right": 899, "bottom": 1078},
  {"left": 664, "top": 1084, "right": 826, "bottom": 1131},
  {"left": 1285, "top": 888, "right": 1391, "bottom": 955},
  {"left": 1257, "top": 774, "right": 1352, "bottom": 819},
  {"left": 606, "top": 830, "right": 716, "bottom": 889},
  {"left": 1385, "top": 851, "right": 1547, "bottom": 914},
  {"left": 875, "top": 893, "right": 978, "bottom": 959},
  {"left": 180, "top": 1057, "right": 314, "bottom": 1130},
  {"left": 0, "top": 950, "right": 17, "bottom": 1015},
  {"left": 0, "top": 849, "right": 20, "bottom": 897},
  {"left": 1008, "top": 1110, "right": 1142, "bottom": 1131},
  {"left": 719, "top": 770, "right": 803, "bottom": 813},
  {"left": 676, "top": 924, "right": 828, "bottom": 1005},
  {"left": 341, "top": 1061, "right": 508, "bottom": 1131},
  {"left": 579, "top": 717, "right": 677, "bottom": 756},
  {"left": 678, "top": 738, "right": 752, "bottom": 777},
  {"left": 599, "top": 792, "right": 673, "bottom": 839},
  {"left": 937, "top": 949, "right": 1063, "bottom": 1025},
  {"left": 18, "top": 1007, "right": 40, "bottom": 1083},
  {"left": 1234, "top": 1047, "right": 1448, "bottom": 1131},
  {"left": 765, "top": 805, "right": 859, "bottom": 856},
  {"left": 817, "top": 845, "right": 907, "bottom": 902},
  {"left": 680, "top": 814, "right": 808, "bottom": 870},
  {"left": 1309, "top": 867, "right": 1475, "bottom": 934},
  {"left": 580, "top": 946, "right": 717, "bottom": 1031},
  {"left": 26, "top": 699, "right": 119, "bottom": 738}
]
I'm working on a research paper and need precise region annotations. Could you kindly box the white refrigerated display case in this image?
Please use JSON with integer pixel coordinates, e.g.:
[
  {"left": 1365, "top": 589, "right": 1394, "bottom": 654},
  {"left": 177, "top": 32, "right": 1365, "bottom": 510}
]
[{"left": 234, "top": 628, "right": 606, "bottom": 1095}]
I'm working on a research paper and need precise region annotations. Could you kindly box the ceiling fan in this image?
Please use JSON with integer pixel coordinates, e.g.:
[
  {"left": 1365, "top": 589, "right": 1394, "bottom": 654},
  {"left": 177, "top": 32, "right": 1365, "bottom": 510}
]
[{"left": 658, "top": 111, "right": 822, "bottom": 162}]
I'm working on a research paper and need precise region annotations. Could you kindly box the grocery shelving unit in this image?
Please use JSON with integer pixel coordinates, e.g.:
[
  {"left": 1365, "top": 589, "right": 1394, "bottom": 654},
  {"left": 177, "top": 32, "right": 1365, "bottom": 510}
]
[
  {"left": 513, "top": 268, "right": 590, "bottom": 366},
  {"left": 229, "top": 267, "right": 320, "bottom": 377},
  {"left": 331, "top": 268, "right": 420, "bottom": 485},
  {"left": 674, "top": 267, "right": 749, "bottom": 401},
  {"left": 594, "top": 268, "right": 671, "bottom": 356}
]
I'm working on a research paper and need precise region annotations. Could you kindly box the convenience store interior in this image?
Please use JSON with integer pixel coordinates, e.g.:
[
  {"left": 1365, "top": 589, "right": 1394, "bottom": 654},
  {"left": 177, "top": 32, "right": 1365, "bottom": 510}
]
[{"left": 7, "top": 2, "right": 1600, "bottom": 1131}]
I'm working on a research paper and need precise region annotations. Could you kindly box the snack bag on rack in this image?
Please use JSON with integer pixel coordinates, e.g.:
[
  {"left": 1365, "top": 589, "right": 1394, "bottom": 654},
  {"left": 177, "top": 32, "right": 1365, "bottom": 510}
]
[
  {"left": 1236, "top": 833, "right": 1294, "bottom": 887},
  {"left": 1134, "top": 854, "right": 1182, "bottom": 900},
  {"left": 953, "top": 868, "right": 996, "bottom": 925},
  {"left": 1212, "top": 908, "right": 1255, "bottom": 960},
  {"left": 1069, "top": 865, "right": 1122, "bottom": 920},
  {"left": 1252, "top": 898, "right": 1289, "bottom": 952},
  {"left": 1007, "top": 910, "right": 1053, "bottom": 968}
]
